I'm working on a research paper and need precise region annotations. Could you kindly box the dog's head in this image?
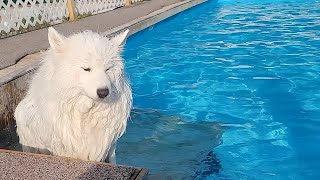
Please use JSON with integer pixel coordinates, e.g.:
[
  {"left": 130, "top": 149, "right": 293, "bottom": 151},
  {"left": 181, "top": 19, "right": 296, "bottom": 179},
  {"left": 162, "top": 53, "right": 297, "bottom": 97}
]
[{"left": 47, "top": 27, "right": 130, "bottom": 101}]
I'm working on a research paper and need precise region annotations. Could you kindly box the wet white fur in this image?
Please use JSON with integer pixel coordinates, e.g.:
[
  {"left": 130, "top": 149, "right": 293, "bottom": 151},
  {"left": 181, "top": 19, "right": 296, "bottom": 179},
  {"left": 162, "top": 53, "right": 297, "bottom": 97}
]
[{"left": 14, "top": 27, "right": 132, "bottom": 164}]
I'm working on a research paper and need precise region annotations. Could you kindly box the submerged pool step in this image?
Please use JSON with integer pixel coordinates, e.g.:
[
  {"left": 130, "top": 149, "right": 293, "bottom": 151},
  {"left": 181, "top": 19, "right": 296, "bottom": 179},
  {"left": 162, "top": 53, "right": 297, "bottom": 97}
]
[{"left": 0, "top": 149, "right": 148, "bottom": 180}]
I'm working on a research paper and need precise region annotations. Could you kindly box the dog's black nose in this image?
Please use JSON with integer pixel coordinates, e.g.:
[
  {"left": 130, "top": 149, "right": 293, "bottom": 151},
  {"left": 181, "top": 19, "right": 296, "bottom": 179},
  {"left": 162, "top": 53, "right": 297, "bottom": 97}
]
[{"left": 97, "top": 88, "right": 109, "bottom": 99}]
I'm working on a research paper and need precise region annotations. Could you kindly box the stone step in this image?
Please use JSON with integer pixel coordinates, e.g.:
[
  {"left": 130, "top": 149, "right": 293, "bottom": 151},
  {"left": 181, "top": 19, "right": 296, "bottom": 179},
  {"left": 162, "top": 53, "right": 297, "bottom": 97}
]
[{"left": 0, "top": 149, "right": 148, "bottom": 180}]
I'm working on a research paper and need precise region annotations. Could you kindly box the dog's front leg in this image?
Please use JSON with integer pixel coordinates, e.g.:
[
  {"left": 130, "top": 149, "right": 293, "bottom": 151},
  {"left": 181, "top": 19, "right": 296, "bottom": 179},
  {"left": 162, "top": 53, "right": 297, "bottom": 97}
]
[{"left": 107, "top": 143, "right": 117, "bottom": 164}]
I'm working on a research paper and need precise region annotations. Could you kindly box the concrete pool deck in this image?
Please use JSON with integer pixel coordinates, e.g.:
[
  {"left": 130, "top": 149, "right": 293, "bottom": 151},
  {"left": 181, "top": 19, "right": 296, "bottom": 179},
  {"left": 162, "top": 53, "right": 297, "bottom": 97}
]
[{"left": 0, "top": 149, "right": 148, "bottom": 180}]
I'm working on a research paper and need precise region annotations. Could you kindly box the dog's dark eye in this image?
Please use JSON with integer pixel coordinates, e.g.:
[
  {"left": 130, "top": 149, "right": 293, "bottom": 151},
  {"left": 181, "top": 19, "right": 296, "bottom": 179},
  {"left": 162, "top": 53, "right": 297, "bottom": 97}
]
[
  {"left": 82, "top": 67, "right": 91, "bottom": 72},
  {"left": 105, "top": 67, "right": 111, "bottom": 72}
]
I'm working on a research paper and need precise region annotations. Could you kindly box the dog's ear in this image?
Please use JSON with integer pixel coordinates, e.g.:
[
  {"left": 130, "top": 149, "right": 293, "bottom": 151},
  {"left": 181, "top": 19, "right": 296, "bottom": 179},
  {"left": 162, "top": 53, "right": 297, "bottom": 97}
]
[
  {"left": 48, "top": 27, "right": 65, "bottom": 51},
  {"left": 112, "top": 29, "right": 130, "bottom": 46}
]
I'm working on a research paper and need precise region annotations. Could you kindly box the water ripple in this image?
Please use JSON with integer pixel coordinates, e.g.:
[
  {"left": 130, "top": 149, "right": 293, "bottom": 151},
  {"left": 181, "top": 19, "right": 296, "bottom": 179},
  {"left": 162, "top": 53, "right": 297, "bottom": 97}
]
[{"left": 121, "top": 0, "right": 320, "bottom": 179}]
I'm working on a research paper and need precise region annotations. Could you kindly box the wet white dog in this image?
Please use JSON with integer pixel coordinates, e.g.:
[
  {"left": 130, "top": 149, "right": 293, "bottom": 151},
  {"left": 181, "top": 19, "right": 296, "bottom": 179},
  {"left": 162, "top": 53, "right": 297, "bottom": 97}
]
[{"left": 14, "top": 27, "right": 132, "bottom": 164}]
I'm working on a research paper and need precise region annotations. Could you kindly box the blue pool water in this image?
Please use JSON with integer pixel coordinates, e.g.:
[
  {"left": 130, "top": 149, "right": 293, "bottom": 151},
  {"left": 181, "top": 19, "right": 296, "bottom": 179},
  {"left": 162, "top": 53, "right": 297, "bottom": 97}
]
[{"left": 117, "top": 0, "right": 320, "bottom": 179}]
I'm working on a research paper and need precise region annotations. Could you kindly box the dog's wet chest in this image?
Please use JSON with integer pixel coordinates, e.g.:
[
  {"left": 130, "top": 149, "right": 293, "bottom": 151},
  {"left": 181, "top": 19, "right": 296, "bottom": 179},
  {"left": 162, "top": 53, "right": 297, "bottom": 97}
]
[
  {"left": 77, "top": 107, "right": 121, "bottom": 139},
  {"left": 59, "top": 97, "right": 127, "bottom": 157}
]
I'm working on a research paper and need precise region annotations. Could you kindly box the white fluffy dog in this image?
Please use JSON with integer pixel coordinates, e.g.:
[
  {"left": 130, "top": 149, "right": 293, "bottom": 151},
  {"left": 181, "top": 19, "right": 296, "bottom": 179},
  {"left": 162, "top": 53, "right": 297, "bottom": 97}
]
[{"left": 14, "top": 27, "right": 132, "bottom": 164}]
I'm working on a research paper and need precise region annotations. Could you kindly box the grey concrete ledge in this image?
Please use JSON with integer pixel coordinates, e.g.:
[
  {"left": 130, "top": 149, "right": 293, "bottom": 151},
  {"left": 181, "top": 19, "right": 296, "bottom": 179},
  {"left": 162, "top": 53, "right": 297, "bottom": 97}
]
[
  {"left": 0, "top": 53, "right": 42, "bottom": 86},
  {"left": 0, "top": 149, "right": 148, "bottom": 179},
  {"left": 103, "top": 0, "right": 207, "bottom": 36},
  {"left": 0, "top": 0, "right": 207, "bottom": 86}
]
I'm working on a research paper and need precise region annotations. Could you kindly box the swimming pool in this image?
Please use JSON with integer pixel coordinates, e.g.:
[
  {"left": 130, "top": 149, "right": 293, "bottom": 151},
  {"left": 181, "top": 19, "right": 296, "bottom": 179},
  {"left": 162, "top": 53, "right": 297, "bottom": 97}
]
[{"left": 117, "top": 0, "right": 320, "bottom": 179}]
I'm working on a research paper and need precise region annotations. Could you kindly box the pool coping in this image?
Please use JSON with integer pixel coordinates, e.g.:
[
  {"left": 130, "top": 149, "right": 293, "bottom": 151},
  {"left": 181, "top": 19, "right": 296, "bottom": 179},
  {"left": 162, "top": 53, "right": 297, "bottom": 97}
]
[
  {"left": 0, "top": 0, "right": 207, "bottom": 86},
  {"left": 0, "top": 149, "right": 149, "bottom": 179}
]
